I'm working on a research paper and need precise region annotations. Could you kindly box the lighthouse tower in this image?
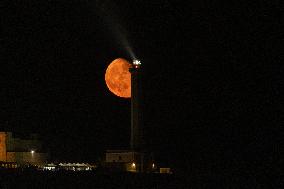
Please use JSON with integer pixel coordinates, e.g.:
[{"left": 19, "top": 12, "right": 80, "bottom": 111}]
[{"left": 129, "top": 59, "right": 143, "bottom": 150}]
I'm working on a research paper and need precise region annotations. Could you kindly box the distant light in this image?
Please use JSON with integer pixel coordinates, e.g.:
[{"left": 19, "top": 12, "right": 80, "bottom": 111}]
[
  {"left": 152, "top": 163, "right": 155, "bottom": 168},
  {"left": 131, "top": 162, "right": 136, "bottom": 168},
  {"left": 44, "top": 166, "right": 55, "bottom": 171},
  {"left": 31, "top": 150, "right": 35, "bottom": 154},
  {"left": 133, "top": 59, "right": 141, "bottom": 66}
]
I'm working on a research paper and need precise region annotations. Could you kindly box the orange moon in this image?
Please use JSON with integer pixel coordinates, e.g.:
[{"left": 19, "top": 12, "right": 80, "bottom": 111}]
[{"left": 105, "top": 58, "right": 131, "bottom": 98}]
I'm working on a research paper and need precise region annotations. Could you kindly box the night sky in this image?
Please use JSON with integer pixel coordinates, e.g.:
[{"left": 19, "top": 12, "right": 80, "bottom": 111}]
[{"left": 1, "top": 0, "right": 281, "bottom": 176}]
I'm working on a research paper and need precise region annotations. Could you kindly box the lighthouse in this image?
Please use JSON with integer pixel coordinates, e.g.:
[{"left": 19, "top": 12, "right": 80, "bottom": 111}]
[{"left": 129, "top": 59, "right": 142, "bottom": 150}]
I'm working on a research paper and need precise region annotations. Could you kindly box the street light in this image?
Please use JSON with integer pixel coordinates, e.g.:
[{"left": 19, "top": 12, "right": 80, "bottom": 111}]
[{"left": 131, "top": 162, "right": 136, "bottom": 168}]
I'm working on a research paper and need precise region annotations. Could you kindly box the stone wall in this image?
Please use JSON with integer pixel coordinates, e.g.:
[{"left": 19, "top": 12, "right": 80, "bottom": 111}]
[
  {"left": 6, "top": 132, "right": 42, "bottom": 152},
  {"left": 106, "top": 151, "right": 135, "bottom": 163},
  {"left": 0, "top": 132, "right": 48, "bottom": 165},
  {"left": 0, "top": 132, "right": 7, "bottom": 161},
  {"left": 6, "top": 152, "right": 48, "bottom": 165}
]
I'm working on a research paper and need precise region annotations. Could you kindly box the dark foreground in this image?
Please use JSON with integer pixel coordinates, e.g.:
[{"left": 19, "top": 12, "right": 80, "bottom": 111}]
[
  {"left": 0, "top": 169, "right": 277, "bottom": 188},
  {"left": 0, "top": 170, "right": 183, "bottom": 189}
]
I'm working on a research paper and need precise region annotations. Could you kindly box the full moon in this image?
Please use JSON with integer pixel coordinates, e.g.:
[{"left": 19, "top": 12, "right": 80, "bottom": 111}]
[{"left": 105, "top": 58, "right": 131, "bottom": 98}]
